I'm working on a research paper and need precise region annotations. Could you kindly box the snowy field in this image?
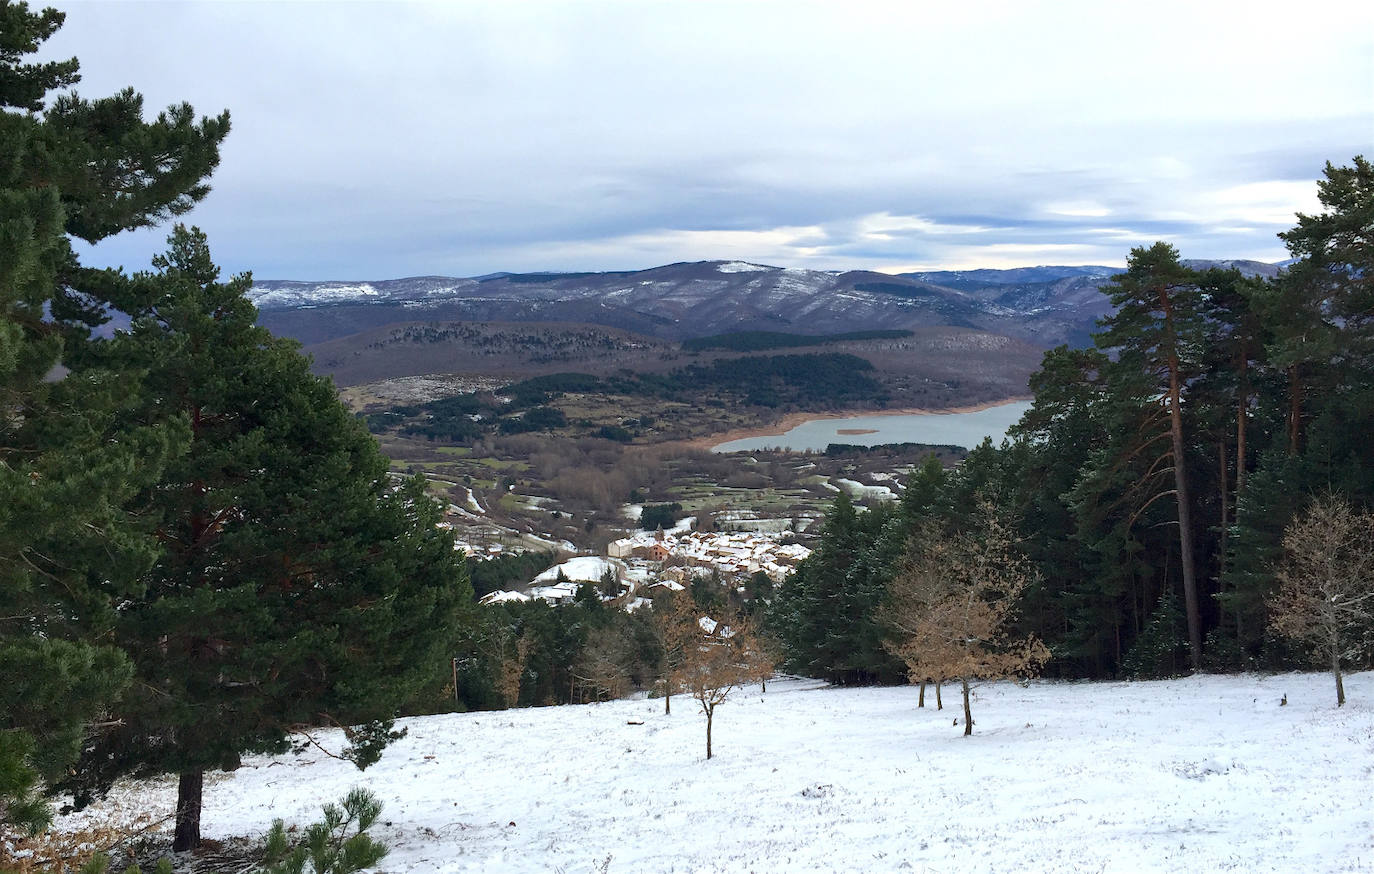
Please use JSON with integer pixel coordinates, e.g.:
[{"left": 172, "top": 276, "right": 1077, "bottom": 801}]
[{"left": 60, "top": 673, "right": 1373, "bottom": 873}]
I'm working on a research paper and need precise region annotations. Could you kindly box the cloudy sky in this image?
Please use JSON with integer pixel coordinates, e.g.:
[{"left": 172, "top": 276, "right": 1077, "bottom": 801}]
[{"left": 47, "top": 0, "right": 1374, "bottom": 280}]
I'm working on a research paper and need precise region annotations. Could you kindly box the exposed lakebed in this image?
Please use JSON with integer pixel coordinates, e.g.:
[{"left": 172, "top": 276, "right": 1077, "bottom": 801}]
[{"left": 712, "top": 400, "right": 1033, "bottom": 453}]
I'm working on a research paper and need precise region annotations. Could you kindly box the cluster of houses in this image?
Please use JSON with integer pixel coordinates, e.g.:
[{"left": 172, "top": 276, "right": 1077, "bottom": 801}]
[
  {"left": 607, "top": 527, "right": 811, "bottom": 583},
  {"left": 476, "top": 526, "right": 812, "bottom": 608}
]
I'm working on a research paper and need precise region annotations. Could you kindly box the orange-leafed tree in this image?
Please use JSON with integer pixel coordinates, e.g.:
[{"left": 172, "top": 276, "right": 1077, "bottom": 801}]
[
  {"left": 884, "top": 503, "right": 1049, "bottom": 735},
  {"left": 651, "top": 591, "right": 700, "bottom": 715}
]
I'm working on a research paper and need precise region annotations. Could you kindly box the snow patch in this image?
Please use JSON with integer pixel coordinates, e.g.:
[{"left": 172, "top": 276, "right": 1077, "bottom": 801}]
[
  {"left": 531, "top": 556, "right": 624, "bottom": 586},
  {"left": 478, "top": 590, "right": 531, "bottom": 605},
  {"left": 834, "top": 478, "right": 896, "bottom": 501},
  {"left": 716, "top": 261, "right": 770, "bottom": 274},
  {"left": 463, "top": 488, "right": 484, "bottom": 514},
  {"left": 247, "top": 282, "right": 380, "bottom": 308}
]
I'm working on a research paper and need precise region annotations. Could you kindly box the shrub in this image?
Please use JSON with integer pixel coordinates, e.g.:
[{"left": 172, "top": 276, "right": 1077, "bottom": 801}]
[
  {"left": 639, "top": 503, "right": 683, "bottom": 531},
  {"left": 259, "top": 788, "right": 387, "bottom": 874}
]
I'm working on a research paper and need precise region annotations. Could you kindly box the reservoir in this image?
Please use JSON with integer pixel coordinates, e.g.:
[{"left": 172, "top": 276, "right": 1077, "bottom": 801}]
[{"left": 712, "top": 400, "right": 1033, "bottom": 453}]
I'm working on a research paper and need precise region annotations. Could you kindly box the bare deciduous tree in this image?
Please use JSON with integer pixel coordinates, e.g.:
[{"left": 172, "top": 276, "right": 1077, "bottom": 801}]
[
  {"left": 1268, "top": 495, "right": 1374, "bottom": 707},
  {"left": 884, "top": 503, "right": 1050, "bottom": 735},
  {"left": 679, "top": 612, "right": 772, "bottom": 759},
  {"left": 496, "top": 634, "right": 533, "bottom": 709},
  {"left": 651, "top": 592, "right": 699, "bottom": 715},
  {"left": 574, "top": 626, "right": 635, "bottom": 703}
]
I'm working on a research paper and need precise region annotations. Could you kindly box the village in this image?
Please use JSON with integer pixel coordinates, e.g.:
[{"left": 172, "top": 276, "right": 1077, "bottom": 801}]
[{"left": 476, "top": 520, "right": 812, "bottom": 609}]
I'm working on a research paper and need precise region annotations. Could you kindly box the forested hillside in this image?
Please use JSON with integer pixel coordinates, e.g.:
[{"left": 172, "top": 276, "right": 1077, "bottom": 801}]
[{"left": 770, "top": 158, "right": 1374, "bottom": 686}]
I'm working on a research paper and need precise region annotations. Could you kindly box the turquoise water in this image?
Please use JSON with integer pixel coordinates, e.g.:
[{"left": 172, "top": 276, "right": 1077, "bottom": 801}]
[{"left": 711, "top": 401, "right": 1033, "bottom": 453}]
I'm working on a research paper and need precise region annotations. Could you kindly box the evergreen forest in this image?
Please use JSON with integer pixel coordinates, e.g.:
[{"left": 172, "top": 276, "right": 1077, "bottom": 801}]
[{"left": 769, "top": 167, "right": 1374, "bottom": 684}]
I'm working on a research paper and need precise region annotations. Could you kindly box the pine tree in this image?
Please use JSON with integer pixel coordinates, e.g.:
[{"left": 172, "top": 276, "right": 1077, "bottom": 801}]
[
  {"left": 767, "top": 492, "right": 860, "bottom": 680},
  {"left": 1224, "top": 157, "right": 1374, "bottom": 661},
  {"left": 1003, "top": 346, "right": 1113, "bottom": 674},
  {"left": 1, "top": 1, "right": 227, "bottom": 834},
  {"left": 1191, "top": 269, "right": 1276, "bottom": 654},
  {"left": 1278, "top": 156, "right": 1373, "bottom": 370},
  {"left": 1120, "top": 591, "right": 1188, "bottom": 679},
  {"left": 1094, "top": 243, "right": 1208, "bottom": 670},
  {"left": 766, "top": 492, "right": 904, "bottom": 684},
  {"left": 63, "top": 229, "right": 472, "bottom": 850},
  {"left": 898, "top": 454, "right": 949, "bottom": 522}
]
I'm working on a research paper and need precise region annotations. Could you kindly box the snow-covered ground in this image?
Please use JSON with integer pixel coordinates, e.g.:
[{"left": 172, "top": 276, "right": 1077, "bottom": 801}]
[
  {"left": 58, "top": 673, "right": 1372, "bottom": 873},
  {"left": 531, "top": 556, "right": 624, "bottom": 585},
  {"left": 834, "top": 478, "right": 897, "bottom": 502}
]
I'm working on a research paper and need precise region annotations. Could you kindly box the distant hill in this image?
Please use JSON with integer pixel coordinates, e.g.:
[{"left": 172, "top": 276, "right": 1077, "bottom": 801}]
[
  {"left": 301, "top": 319, "right": 1045, "bottom": 406},
  {"left": 900, "top": 265, "right": 1121, "bottom": 291},
  {"left": 252, "top": 258, "right": 1290, "bottom": 352}
]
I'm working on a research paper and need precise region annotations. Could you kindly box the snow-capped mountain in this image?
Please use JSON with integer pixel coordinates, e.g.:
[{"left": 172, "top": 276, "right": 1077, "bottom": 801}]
[{"left": 251, "top": 258, "right": 1287, "bottom": 349}]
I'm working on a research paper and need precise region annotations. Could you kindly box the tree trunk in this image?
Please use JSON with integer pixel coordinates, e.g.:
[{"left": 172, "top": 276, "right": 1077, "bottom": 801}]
[
  {"left": 705, "top": 706, "right": 714, "bottom": 759},
  {"left": 1161, "top": 288, "right": 1202, "bottom": 671},
  {"left": 1331, "top": 631, "right": 1346, "bottom": 707},
  {"left": 918, "top": 679, "right": 926, "bottom": 708},
  {"left": 1218, "top": 440, "right": 1230, "bottom": 592},
  {"left": 961, "top": 677, "right": 973, "bottom": 737},
  {"left": 173, "top": 769, "right": 204, "bottom": 851},
  {"left": 1170, "top": 401, "right": 1202, "bottom": 671},
  {"left": 1233, "top": 367, "right": 1247, "bottom": 645},
  {"left": 1287, "top": 364, "right": 1302, "bottom": 456},
  {"left": 1235, "top": 358, "right": 1248, "bottom": 499}
]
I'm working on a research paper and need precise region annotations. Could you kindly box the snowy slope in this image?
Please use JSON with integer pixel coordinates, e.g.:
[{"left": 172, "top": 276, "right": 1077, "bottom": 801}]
[{"left": 57, "top": 672, "right": 1371, "bottom": 873}]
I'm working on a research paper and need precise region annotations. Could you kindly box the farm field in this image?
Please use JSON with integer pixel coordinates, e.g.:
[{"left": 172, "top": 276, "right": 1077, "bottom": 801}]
[
  {"left": 57, "top": 672, "right": 1373, "bottom": 874},
  {"left": 373, "top": 426, "right": 961, "bottom": 556}
]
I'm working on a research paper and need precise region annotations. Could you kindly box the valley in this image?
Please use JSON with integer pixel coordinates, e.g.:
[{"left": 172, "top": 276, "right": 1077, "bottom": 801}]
[
  {"left": 308, "top": 320, "right": 1021, "bottom": 573},
  {"left": 372, "top": 417, "right": 967, "bottom": 573},
  {"left": 253, "top": 262, "right": 1170, "bottom": 591},
  {"left": 253, "top": 254, "right": 1293, "bottom": 617}
]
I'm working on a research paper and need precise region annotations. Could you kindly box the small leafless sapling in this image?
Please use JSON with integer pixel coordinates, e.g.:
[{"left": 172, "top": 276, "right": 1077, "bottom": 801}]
[{"left": 680, "top": 612, "right": 772, "bottom": 759}]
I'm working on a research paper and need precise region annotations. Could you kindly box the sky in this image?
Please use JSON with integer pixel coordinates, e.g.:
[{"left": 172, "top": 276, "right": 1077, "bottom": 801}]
[{"left": 44, "top": 0, "right": 1374, "bottom": 280}]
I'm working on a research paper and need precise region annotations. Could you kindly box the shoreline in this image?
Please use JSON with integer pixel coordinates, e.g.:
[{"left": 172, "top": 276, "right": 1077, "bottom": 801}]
[{"left": 678, "top": 396, "right": 1032, "bottom": 451}]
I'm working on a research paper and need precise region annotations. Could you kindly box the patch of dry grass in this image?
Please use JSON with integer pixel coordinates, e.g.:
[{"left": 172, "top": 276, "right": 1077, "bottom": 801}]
[{"left": 2, "top": 812, "right": 167, "bottom": 874}]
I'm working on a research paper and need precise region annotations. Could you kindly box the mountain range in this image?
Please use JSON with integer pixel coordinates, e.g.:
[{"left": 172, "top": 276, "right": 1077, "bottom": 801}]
[{"left": 251, "top": 259, "right": 1286, "bottom": 351}]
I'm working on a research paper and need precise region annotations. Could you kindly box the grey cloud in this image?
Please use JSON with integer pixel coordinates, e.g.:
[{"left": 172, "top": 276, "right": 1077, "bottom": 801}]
[{"left": 52, "top": 1, "right": 1373, "bottom": 279}]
